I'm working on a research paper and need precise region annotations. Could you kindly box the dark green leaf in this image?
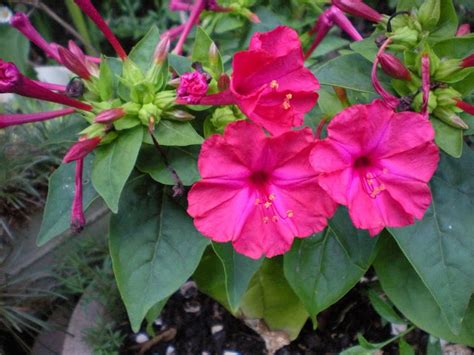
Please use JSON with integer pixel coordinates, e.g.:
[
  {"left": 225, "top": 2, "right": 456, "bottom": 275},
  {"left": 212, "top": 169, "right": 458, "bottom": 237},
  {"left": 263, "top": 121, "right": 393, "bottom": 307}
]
[
  {"left": 152, "top": 120, "right": 204, "bottom": 146},
  {"left": 0, "top": 26, "right": 30, "bottom": 72},
  {"left": 367, "top": 288, "right": 406, "bottom": 325},
  {"left": 374, "top": 237, "right": 474, "bottom": 346},
  {"left": 129, "top": 26, "right": 160, "bottom": 72},
  {"left": 136, "top": 145, "right": 200, "bottom": 186},
  {"left": 284, "top": 208, "right": 378, "bottom": 320},
  {"left": 192, "top": 27, "right": 223, "bottom": 78},
  {"left": 429, "top": 0, "right": 458, "bottom": 42},
  {"left": 388, "top": 146, "right": 474, "bottom": 335},
  {"left": 431, "top": 118, "right": 463, "bottom": 158},
  {"left": 241, "top": 258, "right": 308, "bottom": 340},
  {"left": 212, "top": 242, "right": 263, "bottom": 312},
  {"left": 37, "top": 156, "right": 97, "bottom": 246},
  {"left": 110, "top": 175, "right": 209, "bottom": 331},
  {"left": 399, "top": 339, "right": 415, "bottom": 355},
  {"left": 92, "top": 126, "right": 144, "bottom": 213},
  {"left": 168, "top": 54, "right": 193, "bottom": 75},
  {"left": 433, "top": 35, "right": 474, "bottom": 59}
]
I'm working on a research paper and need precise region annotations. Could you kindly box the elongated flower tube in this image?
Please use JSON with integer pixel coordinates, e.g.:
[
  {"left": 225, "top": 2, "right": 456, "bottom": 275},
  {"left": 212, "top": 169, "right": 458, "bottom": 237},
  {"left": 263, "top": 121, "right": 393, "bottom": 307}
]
[
  {"left": 169, "top": 0, "right": 194, "bottom": 11},
  {"left": 455, "top": 99, "right": 474, "bottom": 115},
  {"left": 421, "top": 54, "right": 430, "bottom": 118},
  {"left": 161, "top": 24, "right": 186, "bottom": 41},
  {"left": 332, "top": 0, "right": 383, "bottom": 23},
  {"left": 329, "top": 6, "right": 363, "bottom": 41},
  {"left": 71, "top": 158, "right": 86, "bottom": 232},
  {"left": 58, "top": 46, "right": 92, "bottom": 80},
  {"left": 378, "top": 53, "right": 412, "bottom": 81},
  {"left": 461, "top": 54, "right": 474, "bottom": 68},
  {"left": 371, "top": 38, "right": 400, "bottom": 109},
  {"left": 174, "top": 0, "right": 205, "bottom": 55},
  {"left": 0, "top": 60, "right": 92, "bottom": 111},
  {"left": 94, "top": 108, "right": 125, "bottom": 123},
  {"left": 456, "top": 24, "right": 471, "bottom": 37},
  {"left": 74, "top": 0, "right": 127, "bottom": 59},
  {"left": 0, "top": 108, "right": 75, "bottom": 129},
  {"left": 10, "top": 13, "right": 60, "bottom": 62},
  {"left": 32, "top": 80, "right": 67, "bottom": 92}
]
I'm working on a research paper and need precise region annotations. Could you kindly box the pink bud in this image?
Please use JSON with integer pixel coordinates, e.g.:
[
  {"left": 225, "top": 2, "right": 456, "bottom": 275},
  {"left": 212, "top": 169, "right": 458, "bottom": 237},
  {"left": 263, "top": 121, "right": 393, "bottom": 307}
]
[
  {"left": 177, "top": 71, "right": 209, "bottom": 104},
  {"left": 218, "top": 74, "right": 230, "bottom": 92},
  {"left": 95, "top": 108, "right": 126, "bottom": 123},
  {"left": 10, "top": 13, "right": 60, "bottom": 62},
  {"left": 329, "top": 6, "right": 363, "bottom": 41},
  {"left": 456, "top": 24, "right": 470, "bottom": 37},
  {"left": 0, "top": 60, "right": 21, "bottom": 92},
  {"left": 161, "top": 24, "right": 186, "bottom": 41},
  {"left": 74, "top": 0, "right": 127, "bottom": 59},
  {"left": 461, "top": 54, "right": 474, "bottom": 68},
  {"left": 58, "top": 46, "right": 92, "bottom": 80},
  {"left": 371, "top": 38, "right": 400, "bottom": 109},
  {"left": 332, "top": 0, "right": 383, "bottom": 23},
  {"left": 305, "top": 9, "right": 333, "bottom": 59},
  {"left": 455, "top": 99, "right": 474, "bottom": 115},
  {"left": 378, "top": 53, "right": 412, "bottom": 81},
  {"left": 154, "top": 36, "right": 171, "bottom": 64},
  {"left": 71, "top": 158, "right": 85, "bottom": 233},
  {"left": 63, "top": 136, "right": 101, "bottom": 163},
  {"left": 0, "top": 108, "right": 75, "bottom": 129}
]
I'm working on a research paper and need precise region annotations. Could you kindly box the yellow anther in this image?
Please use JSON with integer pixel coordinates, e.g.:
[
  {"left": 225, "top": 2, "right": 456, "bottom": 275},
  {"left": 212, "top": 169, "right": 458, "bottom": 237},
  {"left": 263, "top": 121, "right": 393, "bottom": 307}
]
[
  {"left": 264, "top": 201, "right": 272, "bottom": 209},
  {"left": 268, "top": 193, "right": 276, "bottom": 201},
  {"left": 287, "top": 210, "right": 294, "bottom": 218},
  {"left": 270, "top": 80, "right": 279, "bottom": 89},
  {"left": 366, "top": 172, "right": 374, "bottom": 179},
  {"left": 255, "top": 198, "right": 261, "bottom": 205},
  {"left": 263, "top": 217, "right": 269, "bottom": 224},
  {"left": 272, "top": 215, "right": 278, "bottom": 222},
  {"left": 282, "top": 93, "right": 293, "bottom": 110},
  {"left": 379, "top": 184, "right": 386, "bottom": 191},
  {"left": 286, "top": 93, "right": 293, "bottom": 100}
]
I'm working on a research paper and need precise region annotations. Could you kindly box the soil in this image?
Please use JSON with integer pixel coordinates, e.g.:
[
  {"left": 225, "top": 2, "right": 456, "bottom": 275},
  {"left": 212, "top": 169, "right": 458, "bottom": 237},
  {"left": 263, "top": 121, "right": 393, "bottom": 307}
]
[{"left": 121, "top": 280, "right": 427, "bottom": 355}]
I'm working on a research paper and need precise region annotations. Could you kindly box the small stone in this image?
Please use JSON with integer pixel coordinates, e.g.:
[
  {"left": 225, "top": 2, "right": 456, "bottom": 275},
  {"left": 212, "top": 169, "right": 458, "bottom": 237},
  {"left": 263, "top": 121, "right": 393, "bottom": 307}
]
[
  {"left": 223, "top": 351, "right": 241, "bottom": 355},
  {"left": 134, "top": 332, "right": 149, "bottom": 344},
  {"left": 390, "top": 323, "right": 407, "bottom": 336},
  {"left": 211, "top": 324, "right": 224, "bottom": 334},
  {"left": 166, "top": 345, "right": 176, "bottom": 355}
]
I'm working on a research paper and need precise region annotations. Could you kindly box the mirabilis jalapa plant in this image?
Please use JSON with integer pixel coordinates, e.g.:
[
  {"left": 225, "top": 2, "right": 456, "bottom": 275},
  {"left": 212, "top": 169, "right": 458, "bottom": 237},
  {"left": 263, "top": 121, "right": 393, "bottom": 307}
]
[{"left": 1, "top": 0, "right": 474, "bottom": 348}]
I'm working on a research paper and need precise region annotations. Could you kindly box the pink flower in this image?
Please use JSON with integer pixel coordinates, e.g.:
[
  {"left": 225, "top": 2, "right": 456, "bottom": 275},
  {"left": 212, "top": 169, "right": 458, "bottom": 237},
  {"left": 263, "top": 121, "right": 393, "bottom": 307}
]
[
  {"left": 187, "top": 120, "right": 337, "bottom": 259},
  {"left": 331, "top": 0, "right": 383, "bottom": 23},
  {"left": 0, "top": 60, "right": 92, "bottom": 111},
  {"left": 310, "top": 100, "right": 439, "bottom": 236},
  {"left": 182, "top": 26, "right": 319, "bottom": 135},
  {"left": 94, "top": 108, "right": 126, "bottom": 123},
  {"left": 63, "top": 136, "right": 101, "bottom": 163},
  {"left": 0, "top": 108, "right": 75, "bottom": 129},
  {"left": 177, "top": 71, "right": 210, "bottom": 104}
]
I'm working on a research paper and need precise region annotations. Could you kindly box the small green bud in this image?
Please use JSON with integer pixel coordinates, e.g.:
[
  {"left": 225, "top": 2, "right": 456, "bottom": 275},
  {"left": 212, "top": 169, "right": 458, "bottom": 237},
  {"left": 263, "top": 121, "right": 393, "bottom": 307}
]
[
  {"left": 164, "top": 110, "right": 195, "bottom": 122},
  {"left": 413, "top": 91, "right": 437, "bottom": 113},
  {"left": 390, "top": 27, "right": 419, "bottom": 48},
  {"left": 138, "top": 103, "right": 161, "bottom": 125},
  {"left": 417, "top": 0, "right": 440, "bottom": 31},
  {"left": 434, "top": 87, "right": 462, "bottom": 108},
  {"left": 434, "top": 107, "right": 469, "bottom": 129},
  {"left": 434, "top": 59, "right": 462, "bottom": 81},
  {"left": 155, "top": 90, "right": 177, "bottom": 110},
  {"left": 80, "top": 123, "right": 107, "bottom": 138},
  {"left": 122, "top": 102, "right": 142, "bottom": 115},
  {"left": 210, "top": 106, "right": 245, "bottom": 133}
]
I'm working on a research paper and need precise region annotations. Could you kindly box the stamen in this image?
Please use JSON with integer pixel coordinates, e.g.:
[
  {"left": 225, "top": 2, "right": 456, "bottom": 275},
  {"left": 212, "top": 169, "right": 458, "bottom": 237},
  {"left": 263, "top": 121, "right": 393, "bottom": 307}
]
[
  {"left": 270, "top": 80, "right": 279, "bottom": 89},
  {"left": 255, "top": 198, "right": 261, "bottom": 205},
  {"left": 264, "top": 201, "right": 272, "bottom": 208},
  {"left": 263, "top": 216, "right": 269, "bottom": 224},
  {"left": 282, "top": 93, "right": 293, "bottom": 110},
  {"left": 287, "top": 210, "right": 294, "bottom": 218},
  {"left": 272, "top": 216, "right": 278, "bottom": 222},
  {"left": 268, "top": 193, "right": 276, "bottom": 201}
]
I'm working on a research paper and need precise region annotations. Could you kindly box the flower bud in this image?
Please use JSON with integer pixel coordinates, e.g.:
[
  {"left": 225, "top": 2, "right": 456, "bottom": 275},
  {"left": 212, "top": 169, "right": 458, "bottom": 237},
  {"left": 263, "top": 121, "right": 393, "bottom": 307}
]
[
  {"left": 389, "top": 27, "right": 419, "bottom": 48},
  {"left": 63, "top": 136, "right": 101, "bottom": 163},
  {"left": 164, "top": 109, "right": 195, "bottom": 121},
  {"left": 434, "top": 87, "right": 462, "bottom": 108},
  {"left": 240, "top": 8, "right": 260, "bottom": 23},
  {"left": 177, "top": 71, "right": 209, "bottom": 104},
  {"left": 434, "top": 59, "right": 462, "bottom": 81},
  {"left": 138, "top": 103, "right": 160, "bottom": 124},
  {"left": 209, "top": 42, "right": 220, "bottom": 70},
  {"left": 455, "top": 99, "right": 474, "bottom": 116},
  {"left": 218, "top": 74, "right": 230, "bottom": 91},
  {"left": 456, "top": 24, "right": 470, "bottom": 37},
  {"left": 58, "top": 46, "right": 92, "bottom": 80},
  {"left": 417, "top": 0, "right": 440, "bottom": 31},
  {"left": 210, "top": 107, "right": 243, "bottom": 133},
  {"left": 155, "top": 90, "right": 177, "bottom": 110},
  {"left": 434, "top": 107, "right": 469, "bottom": 129},
  {"left": 122, "top": 102, "right": 142, "bottom": 115},
  {"left": 413, "top": 91, "right": 437, "bottom": 114},
  {"left": 95, "top": 107, "right": 126, "bottom": 123},
  {"left": 331, "top": 0, "right": 383, "bottom": 23},
  {"left": 461, "top": 54, "right": 474, "bottom": 69},
  {"left": 378, "top": 53, "right": 412, "bottom": 81},
  {"left": 154, "top": 35, "right": 170, "bottom": 65}
]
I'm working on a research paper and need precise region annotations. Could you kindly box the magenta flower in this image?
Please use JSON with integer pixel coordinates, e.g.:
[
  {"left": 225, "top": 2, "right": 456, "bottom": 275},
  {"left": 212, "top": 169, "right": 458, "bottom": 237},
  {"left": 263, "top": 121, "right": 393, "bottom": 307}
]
[
  {"left": 310, "top": 100, "right": 439, "bottom": 236},
  {"left": 0, "top": 60, "right": 92, "bottom": 111},
  {"left": 74, "top": 0, "right": 127, "bottom": 59},
  {"left": 0, "top": 108, "right": 75, "bottom": 129},
  {"left": 180, "top": 26, "right": 319, "bottom": 135},
  {"left": 187, "top": 120, "right": 337, "bottom": 259},
  {"left": 331, "top": 0, "right": 383, "bottom": 23},
  {"left": 177, "top": 71, "right": 210, "bottom": 104}
]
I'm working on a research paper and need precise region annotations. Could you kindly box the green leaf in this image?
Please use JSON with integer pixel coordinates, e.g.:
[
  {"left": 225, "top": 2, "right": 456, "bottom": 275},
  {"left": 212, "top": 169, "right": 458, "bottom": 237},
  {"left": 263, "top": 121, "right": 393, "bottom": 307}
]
[
  {"left": 433, "top": 34, "right": 474, "bottom": 59},
  {"left": 428, "top": 0, "right": 458, "bottom": 42},
  {"left": 340, "top": 345, "right": 376, "bottom": 355},
  {"left": 367, "top": 288, "right": 406, "bottom": 325},
  {"left": 318, "top": 87, "right": 346, "bottom": 117},
  {"left": 284, "top": 208, "right": 378, "bottom": 320},
  {"left": 129, "top": 25, "right": 160, "bottom": 72},
  {"left": 110, "top": 175, "right": 209, "bottom": 331},
  {"left": 397, "top": 0, "right": 423, "bottom": 11},
  {"left": 374, "top": 237, "right": 474, "bottom": 346},
  {"left": 92, "top": 126, "right": 144, "bottom": 213},
  {"left": 431, "top": 117, "right": 463, "bottom": 158},
  {"left": 308, "top": 33, "right": 350, "bottom": 59},
  {"left": 350, "top": 37, "right": 379, "bottom": 62},
  {"left": 145, "top": 298, "right": 168, "bottom": 335},
  {"left": 151, "top": 120, "right": 204, "bottom": 146},
  {"left": 168, "top": 54, "right": 193, "bottom": 75},
  {"left": 37, "top": 156, "right": 97, "bottom": 246},
  {"left": 212, "top": 242, "right": 263, "bottom": 313},
  {"left": 314, "top": 53, "right": 389, "bottom": 94},
  {"left": 399, "top": 339, "right": 415, "bottom": 355},
  {"left": 136, "top": 145, "right": 200, "bottom": 186},
  {"left": 426, "top": 336, "right": 443, "bottom": 355},
  {"left": 240, "top": 258, "right": 308, "bottom": 340},
  {"left": 0, "top": 26, "right": 30, "bottom": 73},
  {"left": 388, "top": 146, "right": 474, "bottom": 335},
  {"left": 98, "top": 57, "right": 113, "bottom": 101},
  {"left": 192, "top": 27, "right": 224, "bottom": 78}
]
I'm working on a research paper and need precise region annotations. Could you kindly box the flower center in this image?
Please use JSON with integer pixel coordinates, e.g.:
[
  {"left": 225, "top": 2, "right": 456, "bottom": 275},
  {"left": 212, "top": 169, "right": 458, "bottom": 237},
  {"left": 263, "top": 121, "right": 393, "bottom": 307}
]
[
  {"left": 354, "top": 156, "right": 389, "bottom": 199},
  {"left": 250, "top": 170, "right": 269, "bottom": 185},
  {"left": 254, "top": 192, "right": 294, "bottom": 225},
  {"left": 354, "top": 156, "right": 371, "bottom": 168}
]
